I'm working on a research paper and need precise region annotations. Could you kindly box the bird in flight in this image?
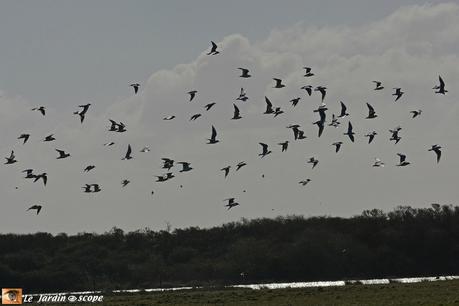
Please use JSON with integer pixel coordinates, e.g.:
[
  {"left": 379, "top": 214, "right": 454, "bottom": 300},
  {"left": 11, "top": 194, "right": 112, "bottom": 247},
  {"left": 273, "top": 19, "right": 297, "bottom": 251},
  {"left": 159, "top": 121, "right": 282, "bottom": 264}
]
[
  {"left": 315, "top": 86, "right": 327, "bottom": 102},
  {"left": 190, "top": 113, "right": 202, "bottom": 121},
  {"left": 338, "top": 101, "right": 349, "bottom": 118},
  {"left": 104, "top": 142, "right": 115, "bottom": 146},
  {"left": 232, "top": 104, "right": 242, "bottom": 120},
  {"left": 236, "top": 161, "right": 247, "bottom": 171},
  {"left": 207, "top": 125, "right": 219, "bottom": 144},
  {"left": 236, "top": 88, "right": 248, "bottom": 102},
  {"left": 299, "top": 179, "right": 311, "bottom": 186},
  {"left": 221, "top": 166, "right": 231, "bottom": 178},
  {"left": 290, "top": 97, "right": 301, "bottom": 107},
  {"left": 332, "top": 141, "right": 343, "bottom": 153},
  {"left": 344, "top": 121, "right": 355, "bottom": 142},
  {"left": 140, "top": 146, "right": 150, "bottom": 153},
  {"left": 393, "top": 88, "right": 404, "bottom": 102},
  {"left": 207, "top": 41, "right": 220, "bottom": 55},
  {"left": 264, "top": 97, "right": 274, "bottom": 114},
  {"left": 43, "top": 134, "right": 56, "bottom": 142},
  {"left": 204, "top": 102, "right": 216, "bottom": 111},
  {"left": 396, "top": 153, "right": 410, "bottom": 166},
  {"left": 372, "top": 158, "right": 385, "bottom": 167},
  {"left": 410, "top": 110, "right": 422, "bottom": 118},
  {"left": 389, "top": 127, "right": 402, "bottom": 144},
  {"left": 122, "top": 144, "right": 133, "bottom": 160},
  {"left": 365, "top": 131, "right": 377, "bottom": 144},
  {"left": 273, "top": 107, "right": 284, "bottom": 117},
  {"left": 74, "top": 103, "right": 91, "bottom": 123},
  {"left": 163, "top": 115, "right": 176, "bottom": 121},
  {"left": 56, "top": 149, "right": 70, "bottom": 159},
  {"left": 224, "top": 198, "right": 239, "bottom": 210},
  {"left": 178, "top": 162, "right": 193, "bottom": 172},
  {"left": 313, "top": 120, "right": 325, "bottom": 138},
  {"left": 366, "top": 103, "right": 377, "bottom": 119},
  {"left": 121, "top": 179, "right": 130, "bottom": 187},
  {"left": 33, "top": 173, "right": 48, "bottom": 186},
  {"left": 433, "top": 75, "right": 447, "bottom": 94},
  {"left": 308, "top": 157, "right": 319, "bottom": 169},
  {"left": 372, "top": 81, "right": 384, "bottom": 90},
  {"left": 4, "top": 151, "right": 17, "bottom": 164},
  {"left": 303, "top": 67, "right": 314, "bottom": 77},
  {"left": 84, "top": 165, "right": 95, "bottom": 172},
  {"left": 188, "top": 90, "right": 198, "bottom": 102},
  {"left": 278, "top": 141, "right": 289, "bottom": 152},
  {"left": 328, "top": 114, "right": 340, "bottom": 127},
  {"left": 18, "top": 133, "right": 30, "bottom": 144},
  {"left": 238, "top": 68, "right": 251, "bottom": 78},
  {"left": 301, "top": 85, "right": 312, "bottom": 96},
  {"left": 162, "top": 158, "right": 174, "bottom": 171},
  {"left": 32, "top": 106, "right": 46, "bottom": 116},
  {"left": 23, "top": 169, "right": 36, "bottom": 178},
  {"left": 130, "top": 83, "right": 140, "bottom": 94},
  {"left": 428, "top": 144, "right": 442, "bottom": 163},
  {"left": 258, "top": 143, "right": 272, "bottom": 158},
  {"left": 273, "top": 78, "right": 285, "bottom": 88},
  {"left": 27, "top": 205, "right": 42, "bottom": 215}
]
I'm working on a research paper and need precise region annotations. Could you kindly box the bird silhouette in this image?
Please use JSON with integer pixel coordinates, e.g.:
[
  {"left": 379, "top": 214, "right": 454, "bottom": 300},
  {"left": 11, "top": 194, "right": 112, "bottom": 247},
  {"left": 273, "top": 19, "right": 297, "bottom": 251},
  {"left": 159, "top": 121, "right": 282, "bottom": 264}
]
[
  {"left": 204, "top": 102, "right": 216, "bottom": 111},
  {"left": 344, "top": 121, "right": 355, "bottom": 142},
  {"left": 238, "top": 68, "right": 251, "bottom": 78},
  {"left": 308, "top": 157, "right": 319, "bottom": 169},
  {"left": 224, "top": 198, "right": 239, "bottom": 210},
  {"left": 303, "top": 67, "right": 314, "bottom": 77},
  {"left": 188, "top": 90, "right": 198, "bottom": 102},
  {"left": 273, "top": 78, "right": 285, "bottom": 88},
  {"left": 332, "top": 141, "right": 343, "bottom": 153},
  {"left": 207, "top": 125, "right": 219, "bottom": 144},
  {"left": 396, "top": 153, "right": 410, "bottom": 166},
  {"left": 122, "top": 144, "right": 133, "bottom": 160},
  {"left": 56, "top": 149, "right": 70, "bottom": 159},
  {"left": 393, "top": 88, "right": 404, "bottom": 101},
  {"left": 372, "top": 81, "right": 384, "bottom": 90},
  {"left": 130, "top": 83, "right": 140, "bottom": 94},
  {"left": 27, "top": 205, "right": 42, "bottom": 215},
  {"left": 366, "top": 103, "right": 377, "bottom": 119},
  {"left": 4, "top": 151, "right": 17, "bottom": 164},
  {"left": 264, "top": 97, "right": 274, "bottom": 114},
  {"left": 32, "top": 106, "right": 46, "bottom": 116},
  {"left": 232, "top": 104, "right": 242, "bottom": 120},
  {"left": 258, "top": 143, "right": 272, "bottom": 158},
  {"left": 221, "top": 166, "right": 231, "bottom": 178},
  {"left": 428, "top": 145, "right": 442, "bottom": 163},
  {"left": 433, "top": 76, "right": 447, "bottom": 94},
  {"left": 18, "top": 133, "right": 30, "bottom": 144},
  {"left": 190, "top": 113, "right": 202, "bottom": 121},
  {"left": 207, "top": 41, "right": 220, "bottom": 55}
]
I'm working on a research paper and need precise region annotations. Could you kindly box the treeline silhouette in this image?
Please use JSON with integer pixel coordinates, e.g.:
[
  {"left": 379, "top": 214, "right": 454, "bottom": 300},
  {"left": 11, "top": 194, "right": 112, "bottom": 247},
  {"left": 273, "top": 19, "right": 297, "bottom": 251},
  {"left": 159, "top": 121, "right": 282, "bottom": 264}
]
[{"left": 1, "top": 205, "right": 459, "bottom": 293}]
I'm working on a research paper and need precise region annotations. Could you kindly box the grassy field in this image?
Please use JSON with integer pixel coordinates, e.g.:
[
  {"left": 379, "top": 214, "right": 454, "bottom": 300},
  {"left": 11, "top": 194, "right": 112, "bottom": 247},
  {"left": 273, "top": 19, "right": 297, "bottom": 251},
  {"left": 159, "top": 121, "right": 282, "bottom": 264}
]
[{"left": 41, "top": 279, "right": 459, "bottom": 305}]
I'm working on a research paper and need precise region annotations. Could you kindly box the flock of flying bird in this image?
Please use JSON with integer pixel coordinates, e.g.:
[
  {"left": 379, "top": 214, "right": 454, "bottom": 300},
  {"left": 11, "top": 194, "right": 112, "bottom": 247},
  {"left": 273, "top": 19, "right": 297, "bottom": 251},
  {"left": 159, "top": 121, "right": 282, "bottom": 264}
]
[{"left": 6, "top": 40, "right": 448, "bottom": 215}]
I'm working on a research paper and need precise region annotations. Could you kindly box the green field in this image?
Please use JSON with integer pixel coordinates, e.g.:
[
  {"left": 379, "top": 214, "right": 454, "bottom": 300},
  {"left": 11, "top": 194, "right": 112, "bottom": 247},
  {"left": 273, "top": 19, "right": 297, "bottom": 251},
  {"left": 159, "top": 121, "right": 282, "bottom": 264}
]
[{"left": 41, "top": 279, "right": 459, "bottom": 306}]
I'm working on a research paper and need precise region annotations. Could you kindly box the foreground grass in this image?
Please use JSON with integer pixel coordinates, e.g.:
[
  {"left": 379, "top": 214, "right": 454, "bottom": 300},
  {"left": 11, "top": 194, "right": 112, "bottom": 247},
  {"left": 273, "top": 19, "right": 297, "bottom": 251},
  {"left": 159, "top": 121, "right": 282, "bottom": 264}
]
[{"left": 42, "top": 279, "right": 459, "bottom": 305}]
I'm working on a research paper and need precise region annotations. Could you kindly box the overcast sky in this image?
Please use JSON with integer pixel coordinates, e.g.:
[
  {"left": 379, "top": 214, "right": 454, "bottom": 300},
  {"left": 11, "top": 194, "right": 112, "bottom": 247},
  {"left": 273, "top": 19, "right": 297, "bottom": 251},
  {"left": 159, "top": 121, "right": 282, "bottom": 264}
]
[{"left": 0, "top": 0, "right": 458, "bottom": 234}]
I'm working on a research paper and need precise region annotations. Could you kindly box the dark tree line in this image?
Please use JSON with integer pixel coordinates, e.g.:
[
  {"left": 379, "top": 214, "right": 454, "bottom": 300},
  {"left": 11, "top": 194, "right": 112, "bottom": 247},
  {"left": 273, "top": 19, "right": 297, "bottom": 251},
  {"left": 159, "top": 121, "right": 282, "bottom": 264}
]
[{"left": 1, "top": 205, "right": 459, "bottom": 293}]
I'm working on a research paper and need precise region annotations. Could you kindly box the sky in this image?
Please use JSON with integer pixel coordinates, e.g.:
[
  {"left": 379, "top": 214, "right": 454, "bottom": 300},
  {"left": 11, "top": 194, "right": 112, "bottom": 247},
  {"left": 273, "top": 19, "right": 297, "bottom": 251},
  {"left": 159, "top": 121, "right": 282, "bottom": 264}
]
[{"left": 0, "top": 0, "right": 458, "bottom": 234}]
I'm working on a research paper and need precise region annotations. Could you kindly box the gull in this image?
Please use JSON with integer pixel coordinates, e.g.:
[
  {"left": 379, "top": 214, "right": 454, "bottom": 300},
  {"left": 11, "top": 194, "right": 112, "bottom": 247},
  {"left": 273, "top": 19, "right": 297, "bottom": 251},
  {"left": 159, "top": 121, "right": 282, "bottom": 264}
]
[
  {"left": 410, "top": 110, "right": 422, "bottom": 118},
  {"left": 5, "top": 151, "right": 17, "bottom": 164},
  {"left": 258, "top": 143, "right": 272, "bottom": 158},
  {"left": 82, "top": 184, "right": 92, "bottom": 193},
  {"left": 299, "top": 179, "right": 311, "bottom": 186},
  {"left": 396, "top": 153, "right": 410, "bottom": 166},
  {"left": 315, "top": 86, "right": 327, "bottom": 101},
  {"left": 207, "top": 125, "right": 219, "bottom": 144},
  {"left": 23, "top": 169, "right": 35, "bottom": 178},
  {"left": 163, "top": 115, "right": 176, "bottom": 120},
  {"left": 121, "top": 179, "right": 130, "bottom": 187},
  {"left": 301, "top": 85, "right": 312, "bottom": 96},
  {"left": 393, "top": 88, "right": 404, "bottom": 102},
  {"left": 338, "top": 101, "right": 349, "bottom": 118},
  {"left": 190, "top": 113, "right": 202, "bottom": 121},
  {"left": 84, "top": 165, "right": 95, "bottom": 172},
  {"left": 204, "top": 102, "right": 216, "bottom": 111},
  {"left": 221, "top": 166, "right": 231, "bottom": 178},
  {"left": 344, "top": 121, "right": 355, "bottom": 142},
  {"left": 130, "top": 83, "right": 140, "bottom": 94},
  {"left": 140, "top": 146, "right": 150, "bottom": 153},
  {"left": 232, "top": 104, "right": 242, "bottom": 120},
  {"left": 109, "top": 119, "right": 119, "bottom": 131},
  {"left": 433, "top": 75, "right": 447, "bottom": 94},
  {"left": 278, "top": 141, "right": 289, "bottom": 152},
  {"left": 92, "top": 184, "right": 102, "bottom": 192},
  {"left": 308, "top": 157, "right": 319, "bottom": 169},
  {"left": 328, "top": 114, "right": 340, "bottom": 127},
  {"left": 273, "top": 78, "right": 285, "bottom": 88},
  {"left": 32, "top": 106, "right": 46, "bottom": 116},
  {"left": 178, "top": 162, "right": 193, "bottom": 172},
  {"left": 372, "top": 158, "right": 385, "bottom": 167},
  {"left": 18, "top": 133, "right": 30, "bottom": 144},
  {"left": 104, "top": 142, "right": 115, "bottom": 146},
  {"left": 332, "top": 141, "right": 343, "bottom": 153},
  {"left": 33, "top": 173, "right": 47, "bottom": 186},
  {"left": 372, "top": 81, "right": 384, "bottom": 90},
  {"left": 287, "top": 125, "right": 305, "bottom": 140},
  {"left": 207, "top": 41, "right": 220, "bottom": 55},
  {"left": 366, "top": 103, "right": 377, "bottom": 119},
  {"left": 264, "top": 96, "right": 274, "bottom": 114},
  {"left": 224, "top": 198, "right": 239, "bottom": 210},
  {"left": 236, "top": 161, "right": 247, "bottom": 171},
  {"left": 236, "top": 88, "right": 248, "bottom": 101},
  {"left": 44, "top": 134, "right": 56, "bottom": 142},
  {"left": 162, "top": 158, "right": 174, "bottom": 170},
  {"left": 303, "top": 67, "right": 314, "bottom": 77},
  {"left": 428, "top": 144, "right": 442, "bottom": 163},
  {"left": 188, "top": 90, "right": 198, "bottom": 102},
  {"left": 365, "top": 131, "right": 377, "bottom": 144},
  {"left": 290, "top": 97, "right": 301, "bottom": 107},
  {"left": 313, "top": 104, "right": 328, "bottom": 123},
  {"left": 313, "top": 120, "right": 325, "bottom": 138},
  {"left": 56, "top": 149, "right": 70, "bottom": 159},
  {"left": 122, "top": 144, "right": 133, "bottom": 160},
  {"left": 73, "top": 103, "right": 91, "bottom": 123},
  {"left": 27, "top": 205, "right": 42, "bottom": 215},
  {"left": 297, "top": 130, "right": 307, "bottom": 140},
  {"left": 238, "top": 68, "right": 251, "bottom": 78}
]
